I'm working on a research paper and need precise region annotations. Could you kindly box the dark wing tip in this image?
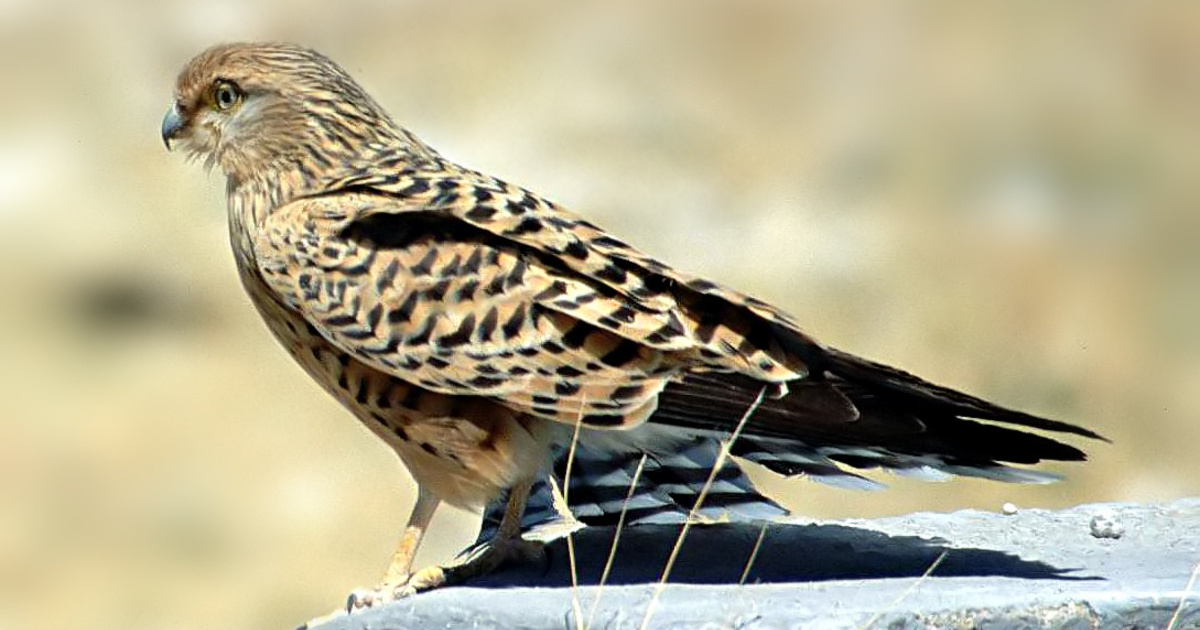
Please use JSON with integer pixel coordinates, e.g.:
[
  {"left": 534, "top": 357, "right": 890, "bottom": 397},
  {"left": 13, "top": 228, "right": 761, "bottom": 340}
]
[{"left": 822, "top": 346, "right": 1106, "bottom": 443}]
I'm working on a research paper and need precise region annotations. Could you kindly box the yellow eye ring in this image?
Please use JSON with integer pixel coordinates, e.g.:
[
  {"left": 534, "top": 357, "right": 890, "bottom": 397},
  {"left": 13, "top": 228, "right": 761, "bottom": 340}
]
[{"left": 211, "top": 80, "right": 243, "bottom": 111}]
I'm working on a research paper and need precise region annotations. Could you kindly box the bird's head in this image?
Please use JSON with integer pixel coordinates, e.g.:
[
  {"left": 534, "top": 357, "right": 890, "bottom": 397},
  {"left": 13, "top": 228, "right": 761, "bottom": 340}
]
[{"left": 162, "top": 42, "right": 406, "bottom": 186}]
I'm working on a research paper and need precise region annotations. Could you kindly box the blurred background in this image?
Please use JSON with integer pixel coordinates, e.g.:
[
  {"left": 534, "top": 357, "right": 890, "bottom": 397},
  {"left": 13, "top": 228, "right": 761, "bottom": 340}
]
[{"left": 0, "top": 0, "right": 1197, "bottom": 628}]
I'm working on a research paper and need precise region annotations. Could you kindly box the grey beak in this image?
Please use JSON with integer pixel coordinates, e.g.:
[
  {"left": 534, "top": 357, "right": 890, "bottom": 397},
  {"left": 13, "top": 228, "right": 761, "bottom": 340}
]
[{"left": 161, "top": 103, "right": 184, "bottom": 150}]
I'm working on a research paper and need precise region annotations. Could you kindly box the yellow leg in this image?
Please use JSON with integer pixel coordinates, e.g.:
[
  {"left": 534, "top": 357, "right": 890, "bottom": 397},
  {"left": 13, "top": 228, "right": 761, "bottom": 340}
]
[
  {"left": 347, "top": 486, "right": 440, "bottom": 610},
  {"left": 441, "top": 477, "right": 541, "bottom": 585},
  {"left": 307, "top": 486, "right": 443, "bottom": 626},
  {"left": 494, "top": 477, "right": 534, "bottom": 542},
  {"left": 348, "top": 479, "right": 540, "bottom": 611},
  {"left": 381, "top": 486, "right": 440, "bottom": 586}
]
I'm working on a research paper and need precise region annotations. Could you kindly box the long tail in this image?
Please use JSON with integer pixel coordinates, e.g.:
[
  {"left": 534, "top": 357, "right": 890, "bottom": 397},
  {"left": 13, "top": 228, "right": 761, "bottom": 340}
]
[{"left": 652, "top": 348, "right": 1103, "bottom": 486}]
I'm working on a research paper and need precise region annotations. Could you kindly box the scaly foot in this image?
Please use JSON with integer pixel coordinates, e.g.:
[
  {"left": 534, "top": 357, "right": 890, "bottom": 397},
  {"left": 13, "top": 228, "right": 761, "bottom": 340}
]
[{"left": 345, "top": 536, "right": 544, "bottom": 611}]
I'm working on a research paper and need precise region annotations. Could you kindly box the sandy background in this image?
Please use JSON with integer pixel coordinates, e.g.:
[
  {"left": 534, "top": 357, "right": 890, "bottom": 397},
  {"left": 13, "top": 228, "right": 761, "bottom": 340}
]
[{"left": 0, "top": 1, "right": 1197, "bottom": 629}]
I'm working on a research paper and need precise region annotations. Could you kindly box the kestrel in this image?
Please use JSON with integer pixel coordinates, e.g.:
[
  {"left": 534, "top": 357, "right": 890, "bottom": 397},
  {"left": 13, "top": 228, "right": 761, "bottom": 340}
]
[{"left": 162, "top": 43, "right": 1102, "bottom": 608}]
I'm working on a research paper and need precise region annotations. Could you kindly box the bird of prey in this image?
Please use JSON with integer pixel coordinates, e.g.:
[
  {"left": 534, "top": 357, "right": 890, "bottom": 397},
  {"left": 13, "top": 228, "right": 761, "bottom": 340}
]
[{"left": 162, "top": 42, "right": 1103, "bottom": 607}]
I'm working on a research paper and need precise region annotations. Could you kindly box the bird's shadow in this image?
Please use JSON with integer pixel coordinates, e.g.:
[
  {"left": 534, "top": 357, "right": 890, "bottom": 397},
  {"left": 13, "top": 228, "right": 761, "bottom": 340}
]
[{"left": 465, "top": 521, "right": 1096, "bottom": 587}]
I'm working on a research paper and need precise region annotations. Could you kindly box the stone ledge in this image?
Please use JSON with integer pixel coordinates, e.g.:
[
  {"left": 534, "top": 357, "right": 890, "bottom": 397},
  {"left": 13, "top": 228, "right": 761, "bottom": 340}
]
[{"left": 311, "top": 499, "right": 1200, "bottom": 630}]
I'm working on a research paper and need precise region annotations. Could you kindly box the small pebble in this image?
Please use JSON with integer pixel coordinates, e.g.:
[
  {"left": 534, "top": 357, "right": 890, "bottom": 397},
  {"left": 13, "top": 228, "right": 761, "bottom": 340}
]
[
  {"left": 1089, "top": 512, "right": 1125, "bottom": 539},
  {"left": 1001, "top": 502, "right": 1018, "bottom": 515}
]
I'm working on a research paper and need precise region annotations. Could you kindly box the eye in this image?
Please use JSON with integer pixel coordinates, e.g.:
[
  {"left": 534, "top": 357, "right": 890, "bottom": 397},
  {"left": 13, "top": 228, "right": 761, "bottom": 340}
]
[{"left": 211, "top": 80, "right": 243, "bottom": 111}]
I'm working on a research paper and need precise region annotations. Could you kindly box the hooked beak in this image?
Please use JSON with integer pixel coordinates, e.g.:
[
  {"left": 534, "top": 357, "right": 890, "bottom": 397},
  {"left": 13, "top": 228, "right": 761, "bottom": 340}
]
[{"left": 161, "top": 103, "right": 185, "bottom": 150}]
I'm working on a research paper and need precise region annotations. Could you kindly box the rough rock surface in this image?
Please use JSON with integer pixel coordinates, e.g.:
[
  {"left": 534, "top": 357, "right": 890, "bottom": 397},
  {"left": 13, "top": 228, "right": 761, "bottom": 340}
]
[{"left": 311, "top": 499, "right": 1200, "bottom": 629}]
